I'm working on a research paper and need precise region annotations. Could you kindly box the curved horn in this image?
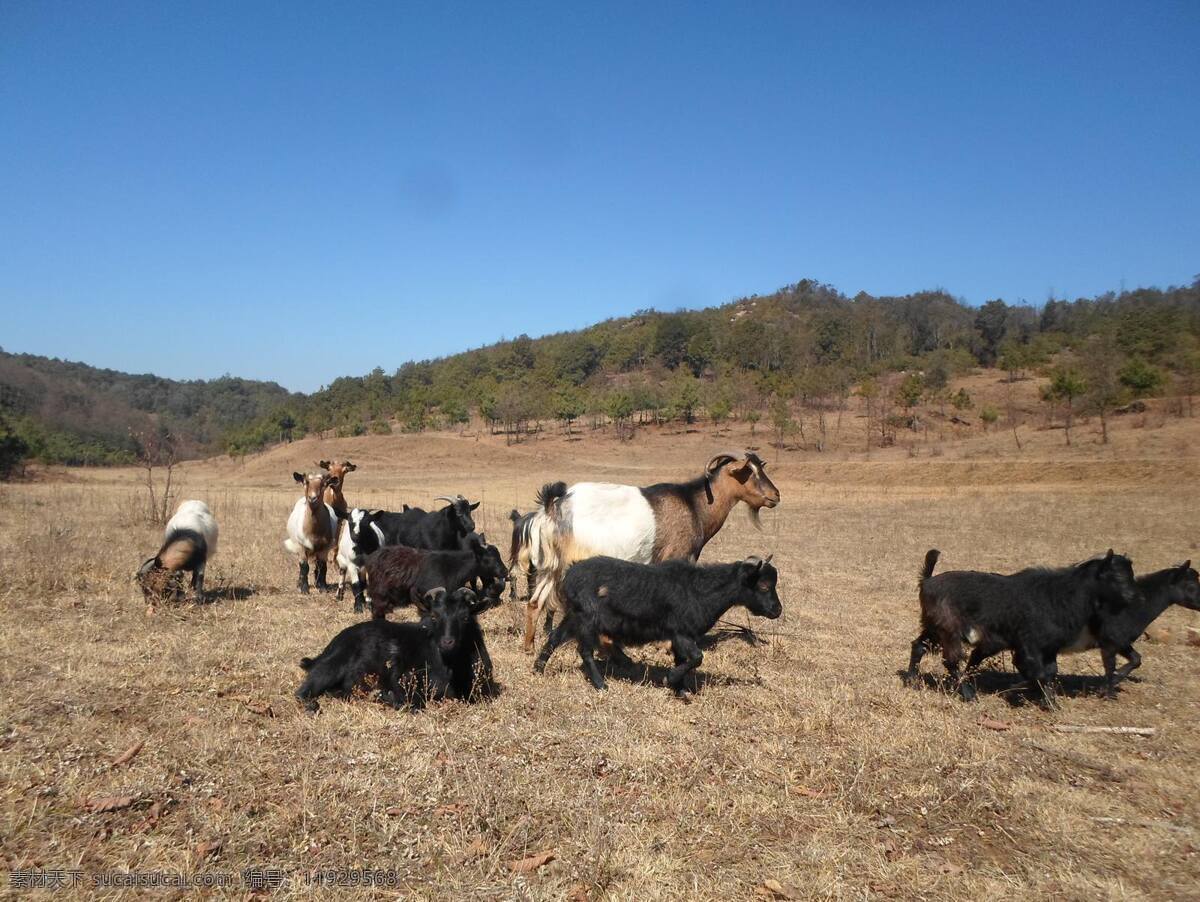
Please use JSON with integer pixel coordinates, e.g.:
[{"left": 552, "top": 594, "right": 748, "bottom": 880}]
[
  {"left": 705, "top": 453, "right": 738, "bottom": 476},
  {"left": 433, "top": 495, "right": 456, "bottom": 505}
]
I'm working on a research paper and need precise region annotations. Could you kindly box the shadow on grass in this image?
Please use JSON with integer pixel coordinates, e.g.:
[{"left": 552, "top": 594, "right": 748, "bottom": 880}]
[{"left": 898, "top": 667, "right": 1128, "bottom": 706}]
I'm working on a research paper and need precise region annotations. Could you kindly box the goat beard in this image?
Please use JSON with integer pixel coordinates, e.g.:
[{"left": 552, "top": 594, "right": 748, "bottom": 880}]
[{"left": 746, "top": 505, "right": 763, "bottom": 531}]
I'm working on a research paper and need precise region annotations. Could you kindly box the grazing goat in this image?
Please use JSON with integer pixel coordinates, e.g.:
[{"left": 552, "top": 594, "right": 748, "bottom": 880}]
[
  {"left": 295, "top": 588, "right": 469, "bottom": 712},
  {"left": 523, "top": 450, "right": 780, "bottom": 651},
  {"left": 507, "top": 509, "right": 537, "bottom": 602},
  {"left": 534, "top": 555, "right": 782, "bottom": 694},
  {"left": 954, "top": 561, "right": 1200, "bottom": 698},
  {"left": 137, "top": 500, "right": 219, "bottom": 601},
  {"left": 360, "top": 535, "right": 509, "bottom": 619},
  {"left": 283, "top": 471, "right": 338, "bottom": 593},
  {"left": 903, "top": 549, "right": 1140, "bottom": 708}
]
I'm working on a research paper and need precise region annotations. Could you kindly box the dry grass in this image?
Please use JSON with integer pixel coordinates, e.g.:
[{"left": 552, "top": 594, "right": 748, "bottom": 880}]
[{"left": 2, "top": 418, "right": 1199, "bottom": 899}]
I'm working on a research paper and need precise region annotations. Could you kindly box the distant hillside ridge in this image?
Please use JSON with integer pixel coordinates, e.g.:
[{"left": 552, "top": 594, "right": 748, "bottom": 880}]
[
  {"left": 3, "top": 275, "right": 1197, "bottom": 468},
  {"left": 219, "top": 276, "right": 1200, "bottom": 455},
  {"left": 0, "top": 350, "right": 296, "bottom": 466}
]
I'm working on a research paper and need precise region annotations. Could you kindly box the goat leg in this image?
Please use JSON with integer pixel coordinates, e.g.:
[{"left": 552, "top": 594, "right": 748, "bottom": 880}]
[
  {"left": 903, "top": 632, "right": 933, "bottom": 685},
  {"left": 191, "top": 564, "right": 206, "bottom": 602},
  {"left": 1100, "top": 646, "right": 1120, "bottom": 699},
  {"left": 534, "top": 614, "right": 574, "bottom": 674},
  {"left": 1114, "top": 645, "right": 1142, "bottom": 682},
  {"left": 576, "top": 633, "right": 607, "bottom": 690},
  {"left": 667, "top": 636, "right": 703, "bottom": 697},
  {"left": 314, "top": 559, "right": 329, "bottom": 591},
  {"left": 297, "top": 560, "right": 311, "bottom": 594}
]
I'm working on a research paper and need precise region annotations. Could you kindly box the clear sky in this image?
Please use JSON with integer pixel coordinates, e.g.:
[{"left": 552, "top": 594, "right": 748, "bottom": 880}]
[{"left": 2, "top": 2, "right": 1197, "bottom": 392}]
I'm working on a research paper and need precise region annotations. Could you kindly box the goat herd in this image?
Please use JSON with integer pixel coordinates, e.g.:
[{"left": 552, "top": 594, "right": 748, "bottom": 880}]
[{"left": 135, "top": 451, "right": 1200, "bottom": 714}]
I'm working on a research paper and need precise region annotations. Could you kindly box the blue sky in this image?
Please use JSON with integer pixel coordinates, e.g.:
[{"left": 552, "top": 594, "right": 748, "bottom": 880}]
[{"left": 2, "top": 2, "right": 1197, "bottom": 392}]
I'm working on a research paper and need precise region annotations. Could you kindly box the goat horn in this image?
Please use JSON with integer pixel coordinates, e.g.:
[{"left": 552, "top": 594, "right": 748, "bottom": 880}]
[
  {"left": 706, "top": 453, "right": 738, "bottom": 475},
  {"left": 433, "top": 495, "right": 455, "bottom": 504}
]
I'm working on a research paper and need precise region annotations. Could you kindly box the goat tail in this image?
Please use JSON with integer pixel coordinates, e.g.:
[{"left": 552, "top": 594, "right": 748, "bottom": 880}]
[
  {"left": 299, "top": 656, "right": 316, "bottom": 671},
  {"left": 919, "top": 549, "right": 941, "bottom": 585},
  {"left": 534, "top": 481, "right": 568, "bottom": 517}
]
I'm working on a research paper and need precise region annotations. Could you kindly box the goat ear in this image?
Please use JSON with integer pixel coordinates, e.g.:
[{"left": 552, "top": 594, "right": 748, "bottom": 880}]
[
  {"left": 318, "top": 460, "right": 331, "bottom": 470},
  {"left": 344, "top": 461, "right": 356, "bottom": 471},
  {"left": 469, "top": 501, "right": 480, "bottom": 510},
  {"left": 293, "top": 472, "right": 305, "bottom": 484}
]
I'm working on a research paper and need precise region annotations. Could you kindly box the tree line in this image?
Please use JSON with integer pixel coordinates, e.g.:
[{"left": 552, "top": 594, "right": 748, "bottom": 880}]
[
  {"left": 220, "top": 278, "right": 1200, "bottom": 455},
  {"left": 2, "top": 276, "right": 1197, "bottom": 476}
]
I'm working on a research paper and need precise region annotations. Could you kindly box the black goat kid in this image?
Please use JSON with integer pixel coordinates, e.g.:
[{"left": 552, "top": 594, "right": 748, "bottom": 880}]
[
  {"left": 534, "top": 555, "right": 782, "bottom": 694},
  {"left": 903, "top": 548, "right": 1139, "bottom": 708},
  {"left": 295, "top": 587, "right": 492, "bottom": 712}
]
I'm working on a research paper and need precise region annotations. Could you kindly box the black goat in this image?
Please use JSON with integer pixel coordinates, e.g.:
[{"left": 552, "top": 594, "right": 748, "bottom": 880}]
[
  {"left": 295, "top": 586, "right": 495, "bottom": 712},
  {"left": 336, "top": 498, "right": 479, "bottom": 608},
  {"left": 360, "top": 536, "right": 509, "bottom": 619},
  {"left": 534, "top": 555, "right": 782, "bottom": 694},
  {"left": 386, "top": 494, "right": 479, "bottom": 550},
  {"left": 951, "top": 561, "right": 1199, "bottom": 698},
  {"left": 435, "top": 586, "right": 501, "bottom": 700},
  {"left": 903, "top": 548, "right": 1139, "bottom": 708}
]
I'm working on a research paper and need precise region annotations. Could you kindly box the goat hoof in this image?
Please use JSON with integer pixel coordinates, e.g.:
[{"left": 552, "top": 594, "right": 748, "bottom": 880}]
[
  {"left": 298, "top": 585, "right": 310, "bottom": 595},
  {"left": 958, "top": 685, "right": 977, "bottom": 702},
  {"left": 533, "top": 661, "right": 547, "bottom": 674}
]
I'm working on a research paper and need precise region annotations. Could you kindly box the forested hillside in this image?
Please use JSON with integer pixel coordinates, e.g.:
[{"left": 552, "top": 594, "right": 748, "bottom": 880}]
[
  {"left": 3, "top": 276, "right": 1198, "bottom": 473},
  {"left": 0, "top": 351, "right": 295, "bottom": 468},
  {"left": 220, "top": 278, "right": 1200, "bottom": 454}
]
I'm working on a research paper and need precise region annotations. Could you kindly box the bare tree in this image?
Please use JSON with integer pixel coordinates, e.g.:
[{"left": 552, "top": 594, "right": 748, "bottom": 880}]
[{"left": 132, "top": 427, "right": 179, "bottom": 526}]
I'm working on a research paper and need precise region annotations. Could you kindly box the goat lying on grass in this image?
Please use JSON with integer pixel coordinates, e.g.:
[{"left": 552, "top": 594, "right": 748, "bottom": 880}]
[
  {"left": 903, "top": 548, "right": 1140, "bottom": 708},
  {"left": 534, "top": 555, "right": 782, "bottom": 695},
  {"left": 296, "top": 587, "right": 493, "bottom": 712}
]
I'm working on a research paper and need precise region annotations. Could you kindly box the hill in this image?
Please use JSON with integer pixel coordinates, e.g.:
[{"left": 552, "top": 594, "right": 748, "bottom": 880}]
[
  {"left": 3, "top": 276, "right": 1198, "bottom": 471},
  {"left": 0, "top": 350, "right": 295, "bottom": 467}
]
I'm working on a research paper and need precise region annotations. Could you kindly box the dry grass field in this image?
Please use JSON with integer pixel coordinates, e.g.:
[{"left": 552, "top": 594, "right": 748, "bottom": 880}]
[{"left": 2, "top": 409, "right": 1199, "bottom": 899}]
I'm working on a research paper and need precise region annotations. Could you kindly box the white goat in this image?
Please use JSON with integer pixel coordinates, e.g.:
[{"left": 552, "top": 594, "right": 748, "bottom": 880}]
[{"left": 284, "top": 471, "right": 339, "bottom": 593}]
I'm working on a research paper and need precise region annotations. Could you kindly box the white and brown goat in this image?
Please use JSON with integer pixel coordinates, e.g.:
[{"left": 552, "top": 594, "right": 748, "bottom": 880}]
[
  {"left": 523, "top": 450, "right": 780, "bottom": 651},
  {"left": 137, "top": 500, "right": 219, "bottom": 601},
  {"left": 284, "top": 471, "right": 339, "bottom": 593}
]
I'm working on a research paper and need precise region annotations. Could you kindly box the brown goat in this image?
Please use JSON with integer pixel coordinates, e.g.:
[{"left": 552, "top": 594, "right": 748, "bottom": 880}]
[
  {"left": 319, "top": 459, "right": 357, "bottom": 586},
  {"left": 522, "top": 450, "right": 780, "bottom": 651},
  {"left": 319, "top": 459, "right": 356, "bottom": 518}
]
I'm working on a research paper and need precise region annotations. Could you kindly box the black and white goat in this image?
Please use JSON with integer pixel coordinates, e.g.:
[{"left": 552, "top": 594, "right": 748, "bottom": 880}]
[
  {"left": 523, "top": 451, "right": 780, "bottom": 651},
  {"left": 137, "top": 500, "right": 219, "bottom": 601}
]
